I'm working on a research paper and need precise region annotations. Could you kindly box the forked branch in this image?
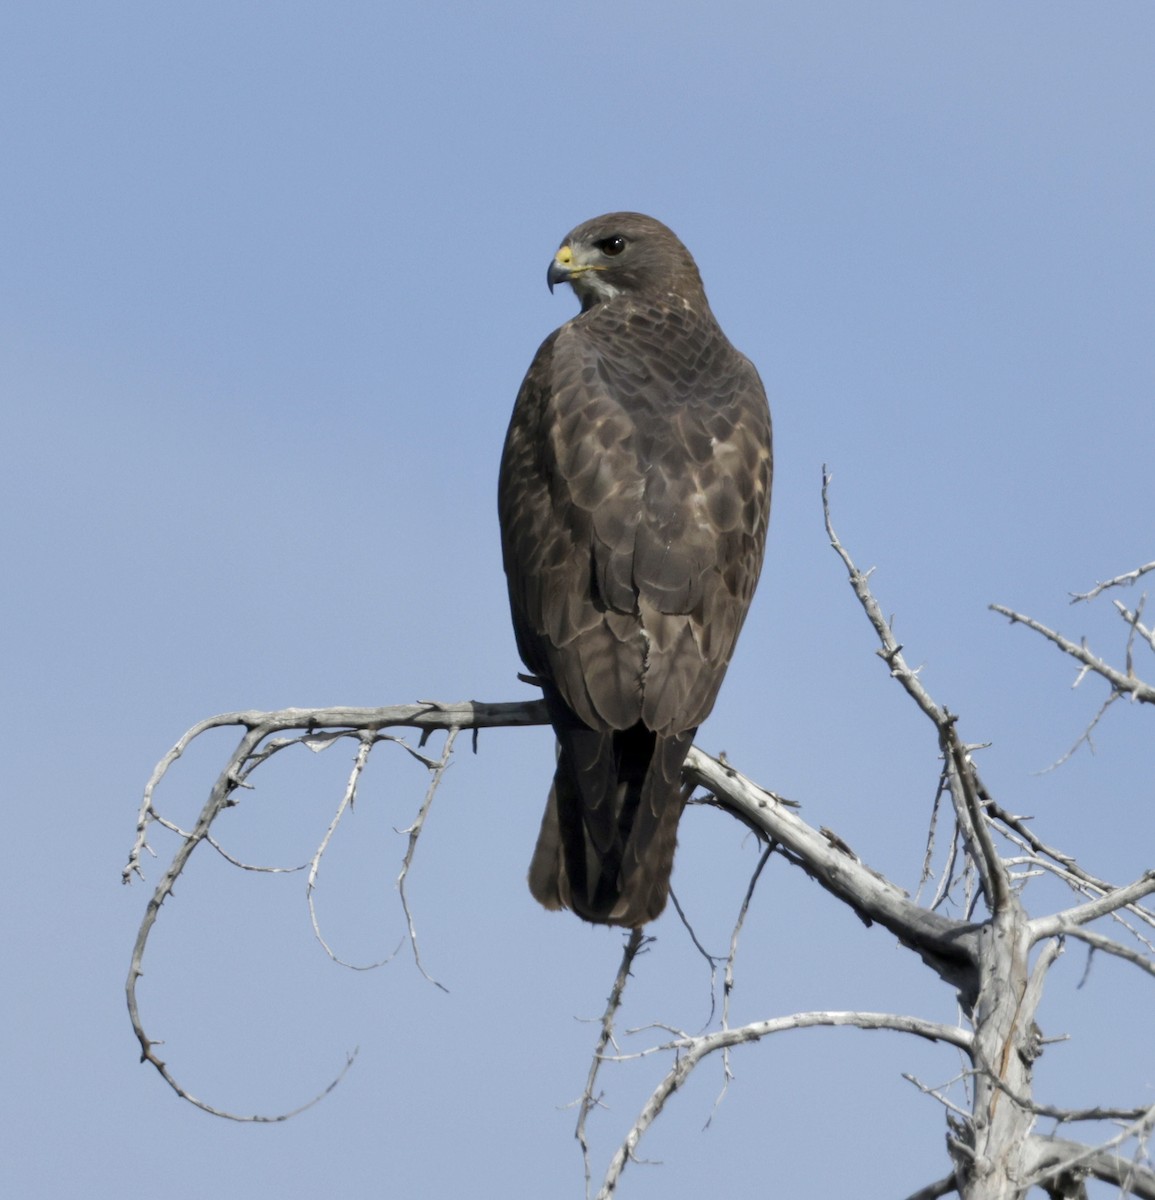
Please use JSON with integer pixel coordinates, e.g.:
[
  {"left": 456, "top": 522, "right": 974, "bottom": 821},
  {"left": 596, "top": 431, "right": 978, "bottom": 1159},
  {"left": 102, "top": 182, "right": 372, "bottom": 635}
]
[{"left": 125, "top": 497, "right": 1153, "bottom": 1198}]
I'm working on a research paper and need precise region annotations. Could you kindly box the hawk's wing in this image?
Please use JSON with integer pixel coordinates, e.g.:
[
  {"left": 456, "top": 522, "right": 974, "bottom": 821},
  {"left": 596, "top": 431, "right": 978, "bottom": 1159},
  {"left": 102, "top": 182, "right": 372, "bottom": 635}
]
[{"left": 498, "top": 302, "right": 772, "bottom": 740}]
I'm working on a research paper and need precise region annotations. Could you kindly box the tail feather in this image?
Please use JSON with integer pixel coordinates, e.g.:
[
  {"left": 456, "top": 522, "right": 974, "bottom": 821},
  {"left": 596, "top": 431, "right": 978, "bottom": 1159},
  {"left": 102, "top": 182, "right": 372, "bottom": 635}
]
[{"left": 527, "top": 721, "right": 695, "bottom": 928}]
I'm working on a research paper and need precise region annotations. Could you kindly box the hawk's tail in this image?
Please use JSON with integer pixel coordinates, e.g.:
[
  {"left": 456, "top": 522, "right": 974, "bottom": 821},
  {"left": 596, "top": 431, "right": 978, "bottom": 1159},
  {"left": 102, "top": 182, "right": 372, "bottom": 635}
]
[{"left": 527, "top": 723, "right": 695, "bottom": 928}]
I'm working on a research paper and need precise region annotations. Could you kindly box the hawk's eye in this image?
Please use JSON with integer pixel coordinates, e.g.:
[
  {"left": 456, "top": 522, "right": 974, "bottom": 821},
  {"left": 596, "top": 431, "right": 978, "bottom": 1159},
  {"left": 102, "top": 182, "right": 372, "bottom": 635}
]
[{"left": 597, "top": 236, "right": 626, "bottom": 257}]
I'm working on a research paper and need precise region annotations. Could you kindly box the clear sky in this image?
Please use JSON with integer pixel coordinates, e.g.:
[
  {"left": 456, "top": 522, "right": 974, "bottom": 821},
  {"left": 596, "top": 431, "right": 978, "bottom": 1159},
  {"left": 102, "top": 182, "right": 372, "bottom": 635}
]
[{"left": 3, "top": 3, "right": 1153, "bottom": 1197}]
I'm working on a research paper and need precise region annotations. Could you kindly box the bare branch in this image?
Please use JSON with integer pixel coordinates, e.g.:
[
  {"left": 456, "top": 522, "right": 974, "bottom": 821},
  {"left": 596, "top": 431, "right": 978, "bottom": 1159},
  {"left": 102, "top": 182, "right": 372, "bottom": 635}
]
[
  {"left": 821, "top": 468, "right": 947, "bottom": 730},
  {"left": 667, "top": 885, "right": 723, "bottom": 989},
  {"left": 125, "top": 703, "right": 548, "bottom": 1116},
  {"left": 1070, "top": 562, "right": 1155, "bottom": 603},
  {"left": 941, "top": 724, "right": 1009, "bottom": 917},
  {"left": 396, "top": 727, "right": 460, "bottom": 992},
  {"left": 1053, "top": 926, "right": 1155, "bottom": 979},
  {"left": 723, "top": 844, "right": 774, "bottom": 1030},
  {"left": 1036, "top": 691, "right": 1121, "bottom": 773},
  {"left": 1116, "top": 596, "right": 1155, "bottom": 656},
  {"left": 596, "top": 1011, "right": 971, "bottom": 1199},
  {"left": 822, "top": 469, "right": 1011, "bottom": 920},
  {"left": 132, "top": 693, "right": 982, "bottom": 1121},
  {"left": 124, "top": 702, "right": 550, "bottom": 888},
  {"left": 125, "top": 718, "right": 369, "bottom": 1121},
  {"left": 124, "top": 711, "right": 254, "bottom": 884},
  {"left": 127, "top": 469, "right": 1155, "bottom": 1200},
  {"left": 902, "top": 1174, "right": 959, "bottom": 1200},
  {"left": 902, "top": 1071, "right": 975, "bottom": 1121},
  {"left": 985, "top": 800, "right": 1155, "bottom": 933},
  {"left": 917, "top": 765, "right": 952, "bottom": 904},
  {"left": 126, "top": 723, "right": 266, "bottom": 1095},
  {"left": 115, "top": 1045, "right": 360, "bottom": 1124},
  {"left": 683, "top": 748, "right": 979, "bottom": 993},
  {"left": 1024, "top": 1107, "right": 1155, "bottom": 1199},
  {"left": 305, "top": 733, "right": 401, "bottom": 971},
  {"left": 578, "top": 930, "right": 648, "bottom": 1199},
  {"left": 1030, "top": 871, "right": 1155, "bottom": 943},
  {"left": 128, "top": 539, "right": 1153, "bottom": 1188},
  {"left": 710, "top": 843, "right": 775, "bottom": 1122},
  {"left": 990, "top": 605, "right": 1155, "bottom": 705}
]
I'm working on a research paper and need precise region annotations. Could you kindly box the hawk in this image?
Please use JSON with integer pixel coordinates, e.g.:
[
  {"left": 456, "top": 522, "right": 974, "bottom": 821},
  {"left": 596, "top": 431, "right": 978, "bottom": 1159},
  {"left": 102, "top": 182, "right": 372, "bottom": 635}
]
[{"left": 498, "top": 212, "right": 772, "bottom": 928}]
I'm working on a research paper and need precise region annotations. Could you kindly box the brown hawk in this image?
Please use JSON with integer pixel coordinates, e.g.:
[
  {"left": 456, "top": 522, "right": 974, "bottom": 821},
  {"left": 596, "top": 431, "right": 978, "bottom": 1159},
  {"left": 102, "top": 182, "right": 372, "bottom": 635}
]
[{"left": 498, "top": 212, "right": 772, "bottom": 928}]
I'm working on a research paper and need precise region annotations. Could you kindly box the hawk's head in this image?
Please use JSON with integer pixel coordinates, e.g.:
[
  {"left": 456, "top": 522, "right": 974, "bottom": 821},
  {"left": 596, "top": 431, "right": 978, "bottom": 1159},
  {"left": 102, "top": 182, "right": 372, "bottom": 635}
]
[{"left": 547, "top": 212, "right": 706, "bottom": 312}]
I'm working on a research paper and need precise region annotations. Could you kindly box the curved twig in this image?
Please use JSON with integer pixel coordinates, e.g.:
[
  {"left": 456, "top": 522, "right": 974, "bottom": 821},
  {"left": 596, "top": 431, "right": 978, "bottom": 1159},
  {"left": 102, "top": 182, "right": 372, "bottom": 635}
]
[{"left": 125, "top": 703, "right": 546, "bottom": 1118}]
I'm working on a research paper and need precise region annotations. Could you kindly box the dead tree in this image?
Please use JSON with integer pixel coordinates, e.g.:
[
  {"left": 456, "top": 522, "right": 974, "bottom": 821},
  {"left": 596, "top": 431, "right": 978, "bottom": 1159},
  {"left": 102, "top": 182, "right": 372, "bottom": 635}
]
[{"left": 124, "top": 481, "right": 1155, "bottom": 1197}]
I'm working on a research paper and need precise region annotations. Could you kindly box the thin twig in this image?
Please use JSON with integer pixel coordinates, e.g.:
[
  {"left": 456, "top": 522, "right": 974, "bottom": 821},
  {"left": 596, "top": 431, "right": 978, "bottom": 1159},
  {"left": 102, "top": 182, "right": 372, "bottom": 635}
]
[
  {"left": 305, "top": 733, "right": 402, "bottom": 971},
  {"left": 578, "top": 930, "right": 648, "bottom": 1199},
  {"left": 990, "top": 605, "right": 1155, "bottom": 705},
  {"left": 1116, "top": 595, "right": 1155, "bottom": 656},
  {"left": 1036, "top": 692, "right": 1121, "bottom": 772},
  {"left": 709, "top": 844, "right": 774, "bottom": 1123},
  {"left": 396, "top": 726, "right": 460, "bottom": 992},
  {"left": 1070, "top": 562, "right": 1155, "bottom": 603}
]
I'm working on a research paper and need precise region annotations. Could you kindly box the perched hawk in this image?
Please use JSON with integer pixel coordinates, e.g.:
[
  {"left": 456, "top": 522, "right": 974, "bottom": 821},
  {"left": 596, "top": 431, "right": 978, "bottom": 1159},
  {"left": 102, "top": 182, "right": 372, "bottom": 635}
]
[{"left": 498, "top": 213, "right": 772, "bottom": 928}]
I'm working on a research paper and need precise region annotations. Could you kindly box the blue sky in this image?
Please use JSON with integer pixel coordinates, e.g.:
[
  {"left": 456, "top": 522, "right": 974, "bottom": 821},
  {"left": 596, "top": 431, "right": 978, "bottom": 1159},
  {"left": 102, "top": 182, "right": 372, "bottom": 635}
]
[{"left": 3, "top": 3, "right": 1153, "bottom": 1197}]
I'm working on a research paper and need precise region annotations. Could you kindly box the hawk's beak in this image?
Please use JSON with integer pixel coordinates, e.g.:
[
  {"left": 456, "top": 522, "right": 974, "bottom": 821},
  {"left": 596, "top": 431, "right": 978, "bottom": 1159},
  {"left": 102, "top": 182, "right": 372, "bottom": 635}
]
[{"left": 547, "top": 245, "right": 573, "bottom": 293}]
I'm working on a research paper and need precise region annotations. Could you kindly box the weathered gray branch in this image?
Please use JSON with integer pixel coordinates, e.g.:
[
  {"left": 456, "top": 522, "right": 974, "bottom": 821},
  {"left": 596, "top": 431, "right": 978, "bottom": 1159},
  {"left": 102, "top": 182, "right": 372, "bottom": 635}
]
[
  {"left": 579, "top": 930, "right": 648, "bottom": 1200},
  {"left": 684, "top": 748, "right": 978, "bottom": 990},
  {"left": 595, "top": 1011, "right": 973, "bottom": 1200},
  {"left": 1070, "top": 562, "right": 1155, "bottom": 604},
  {"left": 822, "top": 471, "right": 1009, "bottom": 922},
  {"left": 124, "top": 701, "right": 545, "bottom": 1119},
  {"left": 1024, "top": 1118, "right": 1155, "bottom": 1199},
  {"left": 818, "top": 474, "right": 1153, "bottom": 1199},
  {"left": 125, "top": 508, "right": 1153, "bottom": 1197},
  {"left": 903, "top": 1175, "right": 960, "bottom": 1200},
  {"left": 1030, "top": 872, "right": 1155, "bottom": 944},
  {"left": 990, "top": 605, "right": 1155, "bottom": 705}
]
